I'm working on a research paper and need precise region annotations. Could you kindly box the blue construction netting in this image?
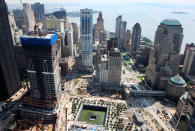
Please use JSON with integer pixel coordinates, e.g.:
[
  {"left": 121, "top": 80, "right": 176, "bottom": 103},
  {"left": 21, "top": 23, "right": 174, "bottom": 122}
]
[{"left": 20, "top": 33, "right": 57, "bottom": 46}]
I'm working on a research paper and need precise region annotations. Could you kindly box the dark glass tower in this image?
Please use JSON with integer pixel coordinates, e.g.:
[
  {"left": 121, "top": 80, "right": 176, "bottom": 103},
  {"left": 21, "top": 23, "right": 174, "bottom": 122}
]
[
  {"left": 0, "top": 0, "right": 21, "bottom": 101},
  {"left": 131, "top": 23, "right": 141, "bottom": 57}
]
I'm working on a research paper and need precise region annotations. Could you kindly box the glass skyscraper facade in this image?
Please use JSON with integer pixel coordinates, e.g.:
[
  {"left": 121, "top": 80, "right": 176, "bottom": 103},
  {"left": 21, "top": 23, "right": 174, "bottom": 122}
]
[{"left": 80, "top": 8, "right": 93, "bottom": 68}]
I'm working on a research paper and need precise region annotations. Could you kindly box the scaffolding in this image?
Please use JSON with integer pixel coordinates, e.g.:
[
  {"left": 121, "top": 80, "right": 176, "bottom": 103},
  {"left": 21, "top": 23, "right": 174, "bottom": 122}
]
[
  {"left": 20, "top": 97, "right": 57, "bottom": 124},
  {"left": 22, "top": 97, "right": 55, "bottom": 110}
]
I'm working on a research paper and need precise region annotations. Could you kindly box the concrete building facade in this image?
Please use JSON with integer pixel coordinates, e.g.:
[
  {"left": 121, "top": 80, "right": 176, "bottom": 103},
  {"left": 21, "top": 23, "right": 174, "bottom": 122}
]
[
  {"left": 166, "top": 76, "right": 186, "bottom": 99},
  {"left": 108, "top": 48, "right": 122, "bottom": 84},
  {"left": 176, "top": 91, "right": 195, "bottom": 131},
  {"left": 94, "top": 12, "right": 104, "bottom": 41},
  {"left": 31, "top": 2, "right": 45, "bottom": 22},
  {"left": 131, "top": 23, "right": 141, "bottom": 57},
  {"left": 65, "top": 30, "right": 74, "bottom": 57},
  {"left": 99, "top": 29, "right": 107, "bottom": 45},
  {"left": 71, "top": 23, "right": 80, "bottom": 44},
  {"left": 99, "top": 55, "right": 108, "bottom": 84},
  {"left": 23, "top": 3, "right": 36, "bottom": 33},
  {"left": 115, "top": 15, "right": 127, "bottom": 48},
  {"left": 43, "top": 17, "right": 65, "bottom": 32},
  {"left": 183, "top": 47, "right": 195, "bottom": 80},
  {"left": 115, "top": 15, "right": 122, "bottom": 41},
  {"left": 135, "top": 46, "right": 150, "bottom": 67},
  {"left": 13, "top": 9, "right": 24, "bottom": 30},
  {"left": 106, "top": 37, "right": 118, "bottom": 53},
  {"left": 146, "top": 19, "right": 183, "bottom": 89},
  {"left": 118, "top": 20, "right": 127, "bottom": 48},
  {"left": 0, "top": 0, "right": 21, "bottom": 101},
  {"left": 124, "top": 29, "right": 131, "bottom": 52},
  {"left": 80, "top": 8, "right": 93, "bottom": 70}
]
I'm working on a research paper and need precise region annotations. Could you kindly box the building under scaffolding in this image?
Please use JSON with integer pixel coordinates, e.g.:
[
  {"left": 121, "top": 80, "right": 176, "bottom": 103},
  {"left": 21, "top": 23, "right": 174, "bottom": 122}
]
[{"left": 20, "top": 31, "right": 61, "bottom": 123}]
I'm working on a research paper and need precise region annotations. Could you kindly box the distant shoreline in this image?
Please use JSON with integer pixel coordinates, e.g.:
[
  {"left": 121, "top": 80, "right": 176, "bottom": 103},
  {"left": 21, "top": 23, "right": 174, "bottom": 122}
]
[
  {"left": 67, "top": 11, "right": 99, "bottom": 17},
  {"left": 172, "top": 11, "right": 189, "bottom": 14}
]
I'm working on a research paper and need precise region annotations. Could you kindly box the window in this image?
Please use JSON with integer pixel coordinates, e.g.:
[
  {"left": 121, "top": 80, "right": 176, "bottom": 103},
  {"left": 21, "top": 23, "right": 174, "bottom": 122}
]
[
  {"left": 43, "top": 60, "right": 48, "bottom": 72},
  {"left": 164, "top": 28, "right": 168, "bottom": 34}
]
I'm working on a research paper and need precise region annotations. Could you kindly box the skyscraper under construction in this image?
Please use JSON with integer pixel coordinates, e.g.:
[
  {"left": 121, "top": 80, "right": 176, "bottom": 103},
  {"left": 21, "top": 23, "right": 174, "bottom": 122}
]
[{"left": 20, "top": 30, "right": 61, "bottom": 123}]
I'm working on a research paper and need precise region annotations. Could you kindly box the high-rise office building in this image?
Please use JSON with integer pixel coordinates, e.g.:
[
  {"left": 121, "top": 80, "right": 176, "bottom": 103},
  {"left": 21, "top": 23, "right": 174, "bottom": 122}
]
[
  {"left": 181, "top": 43, "right": 195, "bottom": 65},
  {"left": 176, "top": 91, "right": 195, "bottom": 131},
  {"left": 131, "top": 23, "right": 141, "bottom": 57},
  {"left": 65, "top": 30, "right": 74, "bottom": 57},
  {"left": 183, "top": 47, "right": 195, "bottom": 80},
  {"left": 115, "top": 15, "right": 126, "bottom": 48},
  {"left": 80, "top": 8, "right": 93, "bottom": 71},
  {"left": 13, "top": 9, "right": 24, "bottom": 30},
  {"left": 0, "top": 0, "right": 21, "bottom": 101},
  {"left": 146, "top": 19, "right": 183, "bottom": 89},
  {"left": 99, "top": 55, "right": 108, "bottom": 84},
  {"left": 44, "top": 16, "right": 65, "bottom": 32},
  {"left": 135, "top": 46, "right": 150, "bottom": 67},
  {"left": 119, "top": 20, "right": 127, "bottom": 48},
  {"left": 94, "top": 12, "right": 104, "bottom": 41},
  {"left": 71, "top": 23, "right": 80, "bottom": 44},
  {"left": 115, "top": 15, "right": 127, "bottom": 48},
  {"left": 23, "top": 3, "right": 36, "bottom": 33},
  {"left": 20, "top": 31, "right": 61, "bottom": 122},
  {"left": 124, "top": 29, "right": 131, "bottom": 52},
  {"left": 184, "top": 43, "right": 195, "bottom": 57},
  {"left": 108, "top": 48, "right": 122, "bottom": 84},
  {"left": 31, "top": 2, "right": 45, "bottom": 22},
  {"left": 99, "top": 29, "right": 107, "bottom": 45},
  {"left": 106, "top": 37, "right": 118, "bottom": 53},
  {"left": 115, "top": 15, "right": 122, "bottom": 39}
]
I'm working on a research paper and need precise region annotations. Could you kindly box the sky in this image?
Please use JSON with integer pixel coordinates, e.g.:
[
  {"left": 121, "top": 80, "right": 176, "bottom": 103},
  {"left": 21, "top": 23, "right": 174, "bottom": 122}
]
[{"left": 5, "top": 0, "right": 195, "bottom": 4}]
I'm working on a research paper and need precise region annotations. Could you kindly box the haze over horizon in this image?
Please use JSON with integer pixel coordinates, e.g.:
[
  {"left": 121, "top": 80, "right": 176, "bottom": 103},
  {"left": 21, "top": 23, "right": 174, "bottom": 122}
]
[
  {"left": 6, "top": 0, "right": 195, "bottom": 53},
  {"left": 5, "top": 0, "right": 195, "bottom": 5}
]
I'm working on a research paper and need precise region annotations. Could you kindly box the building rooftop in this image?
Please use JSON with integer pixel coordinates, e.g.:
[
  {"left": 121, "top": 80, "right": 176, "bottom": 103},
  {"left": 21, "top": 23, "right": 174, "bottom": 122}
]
[
  {"left": 161, "top": 19, "right": 182, "bottom": 26},
  {"left": 189, "top": 47, "right": 195, "bottom": 51},
  {"left": 108, "top": 48, "right": 121, "bottom": 57},
  {"left": 170, "top": 76, "right": 186, "bottom": 86},
  {"left": 182, "top": 92, "right": 189, "bottom": 100},
  {"left": 101, "top": 55, "right": 108, "bottom": 61},
  {"left": 20, "top": 33, "right": 57, "bottom": 46},
  {"left": 134, "top": 112, "right": 144, "bottom": 123},
  {"left": 80, "top": 8, "right": 92, "bottom": 12}
]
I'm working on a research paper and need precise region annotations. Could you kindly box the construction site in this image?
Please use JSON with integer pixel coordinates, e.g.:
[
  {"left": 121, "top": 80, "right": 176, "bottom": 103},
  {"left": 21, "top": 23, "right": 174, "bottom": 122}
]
[
  {"left": 2, "top": 53, "right": 179, "bottom": 131},
  {"left": 63, "top": 90, "right": 177, "bottom": 130}
]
